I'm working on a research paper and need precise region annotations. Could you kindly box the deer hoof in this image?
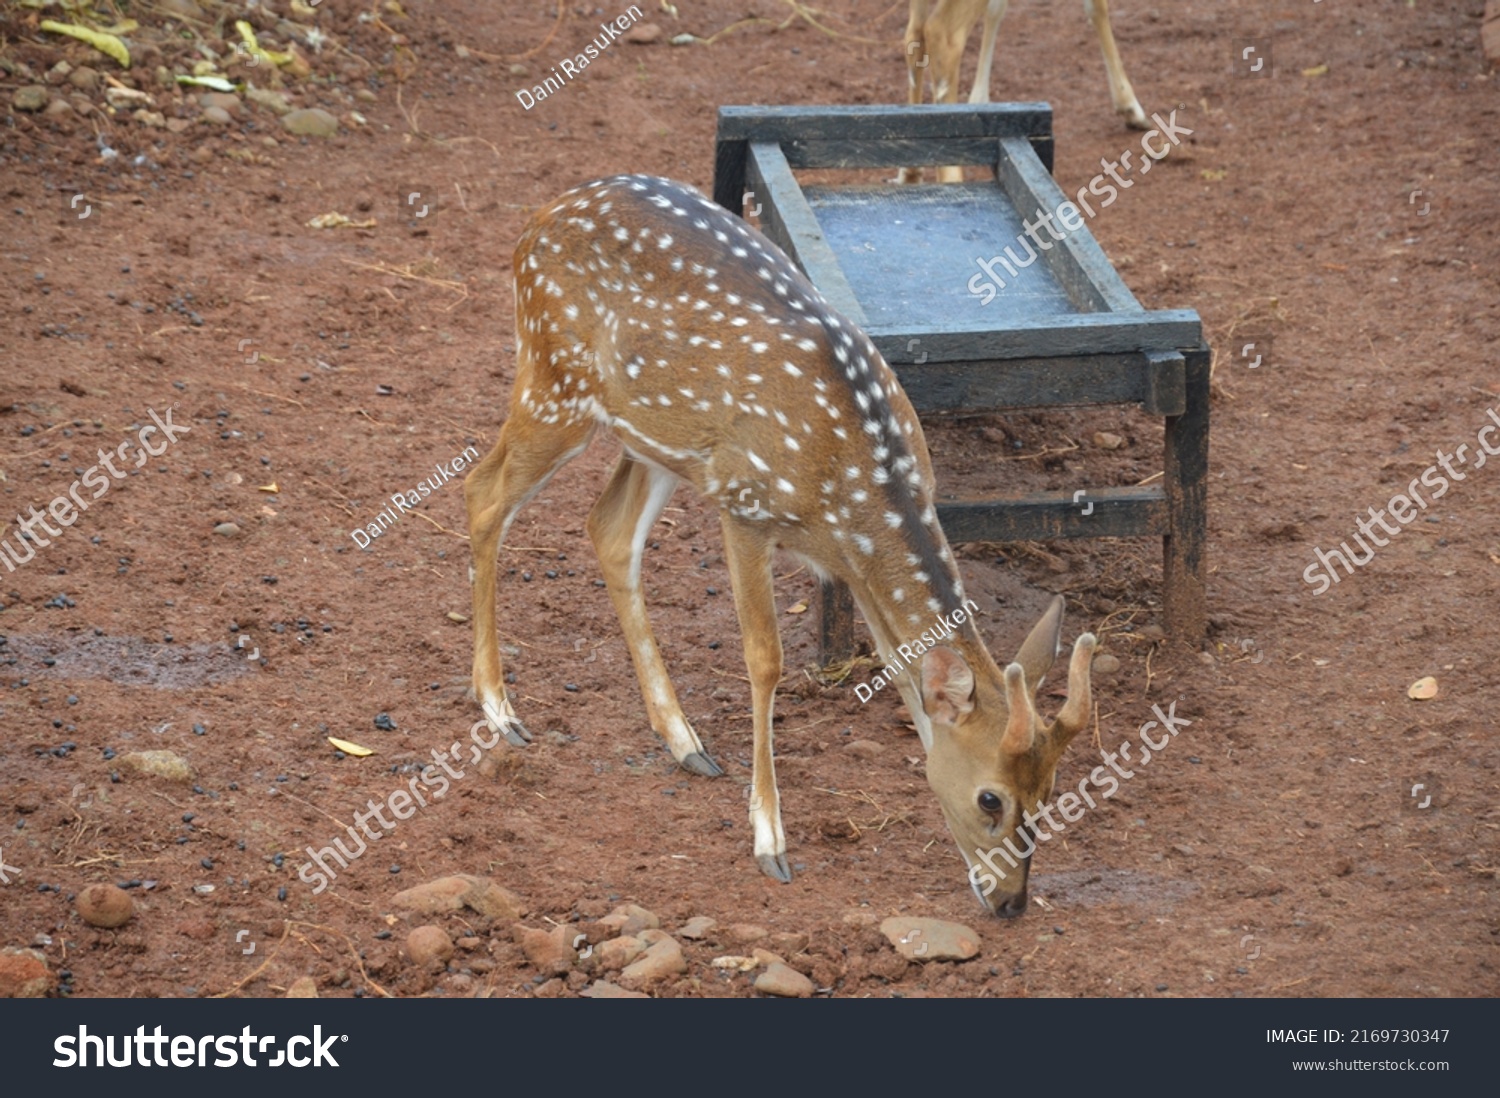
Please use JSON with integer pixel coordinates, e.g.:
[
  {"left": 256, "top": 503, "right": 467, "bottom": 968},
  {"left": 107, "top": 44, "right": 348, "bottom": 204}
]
[
  {"left": 680, "top": 751, "right": 723, "bottom": 778},
  {"left": 757, "top": 852, "right": 793, "bottom": 883},
  {"left": 1121, "top": 103, "right": 1150, "bottom": 130},
  {"left": 499, "top": 718, "right": 532, "bottom": 747}
]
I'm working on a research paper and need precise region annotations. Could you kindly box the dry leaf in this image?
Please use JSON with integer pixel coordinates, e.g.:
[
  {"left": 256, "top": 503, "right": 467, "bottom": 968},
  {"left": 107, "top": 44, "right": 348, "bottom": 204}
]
[
  {"left": 328, "top": 736, "right": 374, "bottom": 756},
  {"left": 1302, "top": 63, "right": 1329, "bottom": 77},
  {"left": 786, "top": 600, "right": 808, "bottom": 614},
  {"left": 446, "top": 611, "right": 469, "bottom": 623},
  {"left": 40, "top": 20, "right": 131, "bottom": 68},
  {"left": 258, "top": 482, "right": 279, "bottom": 493},
  {"left": 1407, "top": 676, "right": 1438, "bottom": 700}
]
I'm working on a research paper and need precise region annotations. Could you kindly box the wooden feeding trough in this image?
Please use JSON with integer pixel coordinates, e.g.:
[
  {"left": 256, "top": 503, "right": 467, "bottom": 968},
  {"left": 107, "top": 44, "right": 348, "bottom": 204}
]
[{"left": 712, "top": 103, "right": 1209, "bottom": 657}]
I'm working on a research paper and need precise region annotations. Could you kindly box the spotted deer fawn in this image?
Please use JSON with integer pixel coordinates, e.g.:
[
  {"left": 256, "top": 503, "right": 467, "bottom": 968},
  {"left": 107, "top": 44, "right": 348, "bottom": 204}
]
[
  {"left": 902, "top": 0, "right": 1148, "bottom": 183},
  {"left": 464, "top": 175, "right": 1096, "bottom": 916}
]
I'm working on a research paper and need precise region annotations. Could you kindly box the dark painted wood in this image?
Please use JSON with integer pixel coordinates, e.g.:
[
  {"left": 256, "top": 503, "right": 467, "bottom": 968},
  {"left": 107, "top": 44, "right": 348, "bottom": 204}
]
[
  {"left": 994, "top": 136, "right": 1143, "bottom": 316},
  {"left": 1163, "top": 346, "right": 1210, "bottom": 644},
  {"left": 888, "top": 352, "right": 1161, "bottom": 412},
  {"left": 746, "top": 142, "right": 868, "bottom": 327},
  {"left": 818, "top": 580, "right": 857, "bottom": 665},
  {"left": 868, "top": 312, "right": 1203, "bottom": 360},
  {"left": 778, "top": 137, "right": 1001, "bottom": 171},
  {"left": 717, "top": 103, "right": 1053, "bottom": 142},
  {"left": 713, "top": 133, "right": 748, "bottom": 213},
  {"left": 1143, "top": 350, "right": 1187, "bottom": 416},
  {"left": 937, "top": 487, "right": 1167, "bottom": 541}
]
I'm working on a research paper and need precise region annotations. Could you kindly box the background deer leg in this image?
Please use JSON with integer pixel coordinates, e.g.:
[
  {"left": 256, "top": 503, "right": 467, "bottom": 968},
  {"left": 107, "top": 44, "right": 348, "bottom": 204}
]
[
  {"left": 720, "top": 520, "right": 789, "bottom": 882},
  {"left": 927, "top": 8, "right": 974, "bottom": 183},
  {"left": 1086, "top": 0, "right": 1148, "bottom": 129},
  {"left": 588, "top": 455, "right": 723, "bottom": 777},
  {"left": 465, "top": 413, "right": 594, "bottom": 746},
  {"left": 966, "top": 0, "right": 1010, "bottom": 106},
  {"left": 897, "top": 0, "right": 933, "bottom": 184}
]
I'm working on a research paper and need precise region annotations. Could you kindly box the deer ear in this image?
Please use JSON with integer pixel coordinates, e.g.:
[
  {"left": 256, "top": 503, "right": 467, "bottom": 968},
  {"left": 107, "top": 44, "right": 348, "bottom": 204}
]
[
  {"left": 1013, "top": 595, "right": 1064, "bottom": 690},
  {"left": 920, "top": 646, "right": 976, "bottom": 727}
]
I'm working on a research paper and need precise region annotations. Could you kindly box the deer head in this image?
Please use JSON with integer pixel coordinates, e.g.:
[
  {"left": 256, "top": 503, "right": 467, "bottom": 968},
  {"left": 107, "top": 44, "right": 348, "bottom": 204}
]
[{"left": 919, "top": 596, "right": 1096, "bottom": 917}]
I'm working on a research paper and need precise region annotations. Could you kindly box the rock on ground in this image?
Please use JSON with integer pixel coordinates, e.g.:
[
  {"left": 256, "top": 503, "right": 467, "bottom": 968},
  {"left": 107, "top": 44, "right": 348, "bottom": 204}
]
[
  {"left": 725, "top": 923, "right": 768, "bottom": 945},
  {"left": 513, "top": 924, "right": 576, "bottom": 975},
  {"left": 12, "top": 86, "right": 48, "bottom": 112},
  {"left": 0, "top": 948, "right": 53, "bottom": 998},
  {"left": 406, "top": 925, "right": 454, "bottom": 967},
  {"left": 391, "top": 874, "right": 524, "bottom": 920},
  {"left": 581, "top": 980, "right": 648, "bottom": 998},
  {"left": 594, "top": 935, "right": 646, "bottom": 971},
  {"left": 77, "top": 883, "right": 133, "bottom": 928},
  {"left": 880, "top": 916, "right": 981, "bottom": 961},
  {"left": 285, "top": 976, "right": 318, "bottom": 998},
  {"left": 623, "top": 23, "right": 662, "bottom": 44},
  {"left": 281, "top": 108, "right": 338, "bottom": 137},
  {"left": 122, "top": 750, "right": 195, "bottom": 783},
  {"left": 599, "top": 903, "right": 659, "bottom": 937},
  {"left": 755, "top": 962, "right": 815, "bottom": 998},
  {"left": 678, "top": 916, "right": 716, "bottom": 940},
  {"left": 618, "top": 937, "right": 686, "bottom": 989}
]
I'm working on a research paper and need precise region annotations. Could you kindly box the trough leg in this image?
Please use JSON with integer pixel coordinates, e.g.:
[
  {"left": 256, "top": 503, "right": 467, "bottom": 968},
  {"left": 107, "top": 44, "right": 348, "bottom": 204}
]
[{"left": 1163, "top": 345, "right": 1210, "bottom": 645}]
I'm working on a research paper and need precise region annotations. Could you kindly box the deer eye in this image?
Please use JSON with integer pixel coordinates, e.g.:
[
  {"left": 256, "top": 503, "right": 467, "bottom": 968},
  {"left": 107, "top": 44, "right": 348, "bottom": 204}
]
[{"left": 978, "top": 791, "right": 1004, "bottom": 814}]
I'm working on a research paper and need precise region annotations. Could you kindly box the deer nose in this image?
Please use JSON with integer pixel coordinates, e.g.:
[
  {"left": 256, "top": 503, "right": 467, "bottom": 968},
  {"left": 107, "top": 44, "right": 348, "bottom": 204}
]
[{"left": 994, "top": 892, "right": 1029, "bottom": 919}]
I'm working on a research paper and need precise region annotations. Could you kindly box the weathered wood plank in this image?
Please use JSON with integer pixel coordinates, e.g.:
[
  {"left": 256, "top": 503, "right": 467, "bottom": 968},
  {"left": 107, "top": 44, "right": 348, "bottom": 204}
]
[
  {"left": 1143, "top": 350, "right": 1186, "bottom": 416},
  {"left": 717, "top": 103, "right": 1053, "bottom": 143},
  {"left": 777, "top": 137, "right": 1000, "bottom": 171},
  {"left": 994, "top": 136, "right": 1143, "bottom": 315},
  {"left": 888, "top": 351, "right": 1161, "bottom": 412},
  {"left": 867, "top": 310, "right": 1203, "bottom": 361},
  {"left": 746, "top": 142, "right": 868, "bottom": 327},
  {"left": 1162, "top": 346, "right": 1210, "bottom": 644},
  {"left": 712, "top": 138, "right": 748, "bottom": 213},
  {"left": 937, "top": 487, "right": 1167, "bottom": 542},
  {"left": 817, "top": 580, "right": 856, "bottom": 665}
]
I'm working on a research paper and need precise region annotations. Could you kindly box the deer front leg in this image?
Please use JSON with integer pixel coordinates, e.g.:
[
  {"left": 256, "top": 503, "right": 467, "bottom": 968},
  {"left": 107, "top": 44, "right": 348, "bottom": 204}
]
[
  {"left": 588, "top": 456, "right": 723, "bottom": 777},
  {"left": 720, "top": 520, "right": 789, "bottom": 882}
]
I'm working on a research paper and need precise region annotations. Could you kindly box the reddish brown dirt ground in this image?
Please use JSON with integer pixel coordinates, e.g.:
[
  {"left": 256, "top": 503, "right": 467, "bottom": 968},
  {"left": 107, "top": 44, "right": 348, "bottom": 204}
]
[{"left": 1, "top": 0, "right": 1497, "bottom": 999}]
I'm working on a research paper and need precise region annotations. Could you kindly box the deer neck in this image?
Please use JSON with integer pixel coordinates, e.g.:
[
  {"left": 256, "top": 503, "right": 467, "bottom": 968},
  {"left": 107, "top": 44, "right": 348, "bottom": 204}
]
[{"left": 841, "top": 559, "right": 996, "bottom": 754}]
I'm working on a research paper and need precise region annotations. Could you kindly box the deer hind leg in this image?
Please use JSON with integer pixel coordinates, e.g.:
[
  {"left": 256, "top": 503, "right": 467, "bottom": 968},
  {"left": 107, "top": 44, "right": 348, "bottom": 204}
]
[
  {"left": 925, "top": 5, "right": 975, "bottom": 184},
  {"left": 1085, "top": 0, "right": 1148, "bottom": 129},
  {"left": 719, "top": 520, "right": 789, "bottom": 882},
  {"left": 465, "top": 409, "right": 594, "bottom": 746},
  {"left": 966, "top": 0, "right": 1009, "bottom": 106},
  {"left": 587, "top": 455, "right": 723, "bottom": 778},
  {"left": 897, "top": 0, "right": 934, "bottom": 184}
]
